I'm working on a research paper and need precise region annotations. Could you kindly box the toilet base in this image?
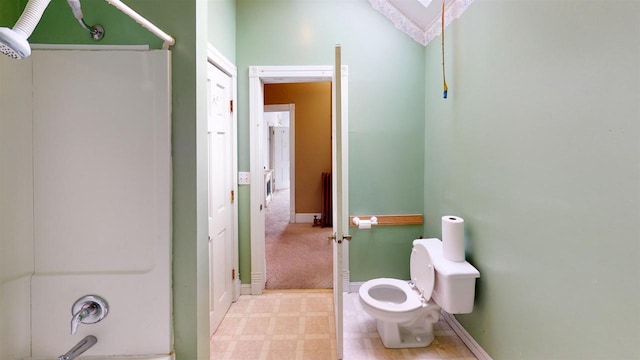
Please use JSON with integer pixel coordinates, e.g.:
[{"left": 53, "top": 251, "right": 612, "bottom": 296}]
[
  {"left": 376, "top": 320, "right": 434, "bottom": 349},
  {"left": 375, "top": 308, "right": 439, "bottom": 349},
  {"left": 376, "top": 319, "right": 435, "bottom": 348}
]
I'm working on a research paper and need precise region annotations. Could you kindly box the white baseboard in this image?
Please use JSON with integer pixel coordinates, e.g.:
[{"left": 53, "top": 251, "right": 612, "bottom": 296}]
[
  {"left": 250, "top": 272, "right": 264, "bottom": 295},
  {"left": 240, "top": 283, "right": 252, "bottom": 296},
  {"left": 441, "top": 311, "right": 493, "bottom": 360},
  {"left": 349, "top": 281, "right": 365, "bottom": 294},
  {"left": 295, "top": 213, "right": 321, "bottom": 223},
  {"left": 233, "top": 278, "right": 242, "bottom": 301}
]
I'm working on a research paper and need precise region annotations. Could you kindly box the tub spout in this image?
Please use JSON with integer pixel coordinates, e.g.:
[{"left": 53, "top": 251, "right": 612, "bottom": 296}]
[{"left": 58, "top": 335, "right": 97, "bottom": 360}]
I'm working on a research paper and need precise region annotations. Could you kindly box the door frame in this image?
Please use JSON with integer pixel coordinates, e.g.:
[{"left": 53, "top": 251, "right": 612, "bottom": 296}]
[
  {"left": 249, "top": 66, "right": 349, "bottom": 295},
  {"left": 207, "top": 44, "right": 240, "bottom": 301},
  {"left": 264, "top": 104, "right": 295, "bottom": 223}
]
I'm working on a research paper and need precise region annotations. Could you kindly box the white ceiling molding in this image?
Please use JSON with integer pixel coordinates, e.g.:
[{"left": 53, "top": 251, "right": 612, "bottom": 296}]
[{"left": 369, "top": 0, "right": 475, "bottom": 46}]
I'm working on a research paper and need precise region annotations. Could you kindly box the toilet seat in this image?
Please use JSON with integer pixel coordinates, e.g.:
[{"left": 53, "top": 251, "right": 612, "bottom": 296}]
[
  {"left": 410, "top": 242, "right": 435, "bottom": 301},
  {"left": 357, "top": 241, "right": 441, "bottom": 349},
  {"left": 359, "top": 242, "right": 436, "bottom": 314},
  {"left": 359, "top": 278, "right": 423, "bottom": 313}
]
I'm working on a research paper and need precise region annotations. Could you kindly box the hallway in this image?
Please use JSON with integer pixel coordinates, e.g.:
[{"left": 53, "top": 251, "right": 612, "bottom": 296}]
[{"left": 265, "top": 189, "right": 333, "bottom": 289}]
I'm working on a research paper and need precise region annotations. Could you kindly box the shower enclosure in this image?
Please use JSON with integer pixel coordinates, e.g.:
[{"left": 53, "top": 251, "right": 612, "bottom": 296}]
[{"left": 0, "top": 49, "right": 172, "bottom": 359}]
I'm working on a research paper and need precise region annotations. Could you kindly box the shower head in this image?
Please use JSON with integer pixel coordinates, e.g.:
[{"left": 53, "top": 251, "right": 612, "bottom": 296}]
[
  {"left": 0, "top": 28, "right": 30, "bottom": 59},
  {"left": 0, "top": 0, "right": 52, "bottom": 59}
]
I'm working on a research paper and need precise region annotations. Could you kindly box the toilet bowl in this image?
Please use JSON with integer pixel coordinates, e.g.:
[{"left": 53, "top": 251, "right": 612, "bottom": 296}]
[
  {"left": 359, "top": 277, "right": 441, "bottom": 348},
  {"left": 358, "top": 238, "right": 480, "bottom": 349}
]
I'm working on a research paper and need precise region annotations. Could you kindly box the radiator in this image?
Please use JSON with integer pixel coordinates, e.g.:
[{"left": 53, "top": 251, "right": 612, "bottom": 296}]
[{"left": 321, "top": 172, "right": 332, "bottom": 227}]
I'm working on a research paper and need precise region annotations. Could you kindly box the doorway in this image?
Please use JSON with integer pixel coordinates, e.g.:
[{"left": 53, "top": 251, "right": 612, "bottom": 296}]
[
  {"left": 264, "top": 104, "right": 295, "bottom": 223},
  {"left": 262, "top": 86, "right": 334, "bottom": 289},
  {"left": 248, "top": 66, "right": 350, "bottom": 296},
  {"left": 249, "top": 56, "right": 349, "bottom": 359}
]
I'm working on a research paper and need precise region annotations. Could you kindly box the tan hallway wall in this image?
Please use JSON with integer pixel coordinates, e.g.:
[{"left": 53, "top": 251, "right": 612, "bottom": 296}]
[{"left": 264, "top": 82, "right": 331, "bottom": 214}]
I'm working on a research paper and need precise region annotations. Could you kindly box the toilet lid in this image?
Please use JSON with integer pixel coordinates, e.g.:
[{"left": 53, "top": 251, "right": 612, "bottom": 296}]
[{"left": 410, "top": 242, "right": 435, "bottom": 300}]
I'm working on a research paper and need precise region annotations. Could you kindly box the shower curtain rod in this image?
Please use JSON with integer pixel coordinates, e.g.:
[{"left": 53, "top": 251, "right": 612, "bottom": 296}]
[{"left": 104, "top": 0, "right": 175, "bottom": 49}]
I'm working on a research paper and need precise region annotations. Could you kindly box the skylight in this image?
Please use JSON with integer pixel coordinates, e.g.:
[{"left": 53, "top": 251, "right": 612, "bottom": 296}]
[{"left": 369, "top": 0, "right": 476, "bottom": 46}]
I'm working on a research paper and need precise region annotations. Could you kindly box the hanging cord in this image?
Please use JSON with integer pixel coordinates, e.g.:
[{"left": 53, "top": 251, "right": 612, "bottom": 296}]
[{"left": 441, "top": 0, "right": 448, "bottom": 99}]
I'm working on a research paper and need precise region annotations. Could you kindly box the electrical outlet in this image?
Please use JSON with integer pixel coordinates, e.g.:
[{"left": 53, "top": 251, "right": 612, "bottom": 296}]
[{"left": 238, "top": 172, "right": 250, "bottom": 185}]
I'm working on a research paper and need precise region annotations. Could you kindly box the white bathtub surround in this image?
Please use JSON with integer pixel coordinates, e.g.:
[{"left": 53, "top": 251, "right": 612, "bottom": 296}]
[
  {"left": 1, "top": 49, "right": 36, "bottom": 360},
  {"left": 1, "top": 49, "right": 172, "bottom": 358},
  {"left": 28, "top": 356, "right": 173, "bottom": 360}
]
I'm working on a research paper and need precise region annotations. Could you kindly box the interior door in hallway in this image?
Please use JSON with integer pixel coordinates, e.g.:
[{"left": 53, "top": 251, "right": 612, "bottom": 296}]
[
  {"left": 208, "top": 62, "right": 234, "bottom": 335},
  {"left": 271, "top": 126, "right": 290, "bottom": 190}
]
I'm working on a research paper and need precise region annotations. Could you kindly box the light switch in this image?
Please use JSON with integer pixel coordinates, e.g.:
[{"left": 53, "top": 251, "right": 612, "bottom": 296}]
[{"left": 238, "top": 172, "right": 250, "bottom": 185}]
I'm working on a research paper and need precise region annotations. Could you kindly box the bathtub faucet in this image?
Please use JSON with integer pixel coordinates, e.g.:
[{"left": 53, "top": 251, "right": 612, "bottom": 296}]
[
  {"left": 69, "top": 295, "right": 109, "bottom": 335},
  {"left": 70, "top": 303, "right": 95, "bottom": 335},
  {"left": 58, "top": 335, "right": 97, "bottom": 360}
]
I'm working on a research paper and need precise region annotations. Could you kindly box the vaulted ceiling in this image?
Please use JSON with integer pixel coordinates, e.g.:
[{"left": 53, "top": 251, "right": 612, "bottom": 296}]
[{"left": 368, "top": 0, "right": 475, "bottom": 46}]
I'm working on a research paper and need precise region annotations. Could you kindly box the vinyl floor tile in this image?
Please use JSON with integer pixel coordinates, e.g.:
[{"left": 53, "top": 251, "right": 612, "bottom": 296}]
[{"left": 211, "top": 291, "right": 477, "bottom": 360}]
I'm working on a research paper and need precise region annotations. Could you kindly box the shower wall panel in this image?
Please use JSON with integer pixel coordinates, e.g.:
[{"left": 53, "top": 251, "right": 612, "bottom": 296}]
[
  {"left": 2, "top": 50, "right": 172, "bottom": 358},
  {"left": 0, "top": 55, "right": 35, "bottom": 359}
]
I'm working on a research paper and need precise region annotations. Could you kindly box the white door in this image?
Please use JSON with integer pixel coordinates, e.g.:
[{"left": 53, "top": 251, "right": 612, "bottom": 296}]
[
  {"left": 272, "top": 126, "right": 290, "bottom": 190},
  {"left": 332, "top": 45, "right": 348, "bottom": 360},
  {"left": 208, "top": 62, "right": 234, "bottom": 334}
]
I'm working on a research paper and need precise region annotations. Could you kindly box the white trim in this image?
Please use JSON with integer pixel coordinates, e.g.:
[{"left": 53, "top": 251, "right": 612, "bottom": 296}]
[
  {"left": 349, "top": 281, "right": 365, "bottom": 294},
  {"left": 233, "top": 279, "right": 241, "bottom": 300},
  {"left": 441, "top": 312, "right": 493, "bottom": 360},
  {"left": 264, "top": 104, "right": 296, "bottom": 223},
  {"left": 207, "top": 44, "right": 236, "bottom": 78},
  {"left": 240, "top": 283, "right": 252, "bottom": 296},
  {"left": 31, "top": 44, "right": 150, "bottom": 51},
  {"left": 368, "top": 0, "right": 476, "bottom": 46},
  {"left": 251, "top": 271, "right": 264, "bottom": 295},
  {"left": 295, "top": 213, "right": 321, "bottom": 224},
  {"left": 255, "top": 66, "right": 333, "bottom": 83},
  {"left": 249, "top": 65, "right": 349, "bottom": 296},
  {"left": 207, "top": 44, "right": 239, "bottom": 302},
  {"left": 249, "top": 67, "right": 266, "bottom": 294}
]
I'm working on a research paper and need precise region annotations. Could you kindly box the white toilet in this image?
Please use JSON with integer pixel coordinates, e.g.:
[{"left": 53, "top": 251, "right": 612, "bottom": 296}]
[{"left": 358, "top": 238, "right": 480, "bottom": 348}]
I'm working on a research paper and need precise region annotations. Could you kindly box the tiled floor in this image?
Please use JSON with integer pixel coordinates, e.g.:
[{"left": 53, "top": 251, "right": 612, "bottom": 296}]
[{"left": 211, "top": 291, "right": 477, "bottom": 360}]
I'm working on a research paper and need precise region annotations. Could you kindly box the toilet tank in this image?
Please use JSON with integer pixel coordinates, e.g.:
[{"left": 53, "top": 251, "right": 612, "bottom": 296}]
[{"left": 413, "top": 238, "right": 480, "bottom": 314}]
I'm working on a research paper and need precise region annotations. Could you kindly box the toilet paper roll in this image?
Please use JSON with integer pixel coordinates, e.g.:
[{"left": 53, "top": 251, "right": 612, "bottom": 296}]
[
  {"left": 442, "top": 216, "right": 465, "bottom": 262},
  {"left": 358, "top": 220, "right": 372, "bottom": 229}
]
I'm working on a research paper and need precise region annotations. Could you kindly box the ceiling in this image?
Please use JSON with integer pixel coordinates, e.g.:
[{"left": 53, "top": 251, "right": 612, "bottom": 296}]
[
  {"left": 368, "top": 0, "right": 475, "bottom": 46},
  {"left": 387, "top": 0, "right": 444, "bottom": 31}
]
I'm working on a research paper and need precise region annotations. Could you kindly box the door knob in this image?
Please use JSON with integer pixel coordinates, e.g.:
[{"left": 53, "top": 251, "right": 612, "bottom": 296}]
[{"left": 328, "top": 233, "right": 351, "bottom": 244}]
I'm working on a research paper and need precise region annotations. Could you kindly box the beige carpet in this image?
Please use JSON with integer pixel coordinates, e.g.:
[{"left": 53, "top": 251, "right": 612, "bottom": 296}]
[{"left": 265, "top": 189, "right": 333, "bottom": 289}]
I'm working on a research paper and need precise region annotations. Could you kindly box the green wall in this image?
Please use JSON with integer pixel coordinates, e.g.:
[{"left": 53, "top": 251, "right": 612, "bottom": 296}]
[
  {"left": 9, "top": 0, "right": 638, "bottom": 359},
  {"left": 23, "top": 1, "right": 212, "bottom": 359},
  {"left": 208, "top": 0, "right": 235, "bottom": 63},
  {"left": 424, "top": 1, "right": 640, "bottom": 359},
  {"left": 26, "top": 0, "right": 161, "bottom": 48},
  {"left": 0, "top": 0, "right": 20, "bottom": 26},
  {"left": 236, "top": 0, "right": 426, "bottom": 283}
]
